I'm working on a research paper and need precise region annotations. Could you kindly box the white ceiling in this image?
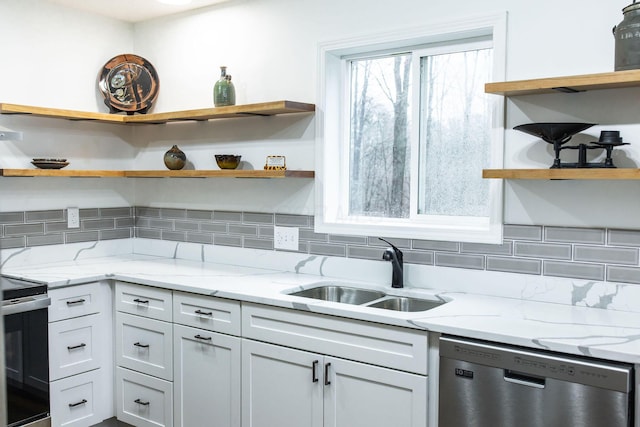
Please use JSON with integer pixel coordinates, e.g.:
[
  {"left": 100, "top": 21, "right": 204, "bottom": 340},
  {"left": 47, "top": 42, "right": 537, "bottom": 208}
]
[{"left": 46, "top": 0, "right": 230, "bottom": 23}]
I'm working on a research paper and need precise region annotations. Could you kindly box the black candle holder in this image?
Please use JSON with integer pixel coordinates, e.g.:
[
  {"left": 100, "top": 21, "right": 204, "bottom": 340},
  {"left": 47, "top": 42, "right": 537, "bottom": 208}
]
[{"left": 514, "top": 123, "right": 629, "bottom": 168}]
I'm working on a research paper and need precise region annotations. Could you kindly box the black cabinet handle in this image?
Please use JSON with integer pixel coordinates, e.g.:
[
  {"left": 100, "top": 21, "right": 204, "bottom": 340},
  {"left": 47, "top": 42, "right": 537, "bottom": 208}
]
[
  {"left": 133, "top": 298, "right": 149, "bottom": 304},
  {"left": 312, "top": 360, "right": 319, "bottom": 383},
  {"left": 67, "top": 343, "right": 87, "bottom": 351},
  {"left": 134, "top": 399, "right": 150, "bottom": 406},
  {"left": 195, "top": 309, "right": 213, "bottom": 316},
  {"left": 68, "top": 399, "right": 87, "bottom": 408},
  {"left": 324, "top": 362, "right": 331, "bottom": 386},
  {"left": 134, "top": 342, "right": 149, "bottom": 348},
  {"left": 66, "top": 299, "right": 86, "bottom": 306},
  {"left": 194, "top": 334, "right": 212, "bottom": 341}
]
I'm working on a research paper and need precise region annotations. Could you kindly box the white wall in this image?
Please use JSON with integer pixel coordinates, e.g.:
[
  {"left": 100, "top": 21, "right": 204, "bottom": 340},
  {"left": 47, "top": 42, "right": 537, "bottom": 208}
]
[{"left": 0, "top": 0, "right": 638, "bottom": 226}]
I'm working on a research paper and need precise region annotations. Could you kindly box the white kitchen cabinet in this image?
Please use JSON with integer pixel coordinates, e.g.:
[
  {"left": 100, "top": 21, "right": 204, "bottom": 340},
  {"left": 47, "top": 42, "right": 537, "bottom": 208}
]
[
  {"left": 48, "top": 282, "right": 113, "bottom": 427},
  {"left": 115, "top": 312, "right": 173, "bottom": 381},
  {"left": 242, "top": 302, "right": 428, "bottom": 375},
  {"left": 324, "top": 356, "right": 427, "bottom": 427},
  {"left": 116, "top": 366, "right": 173, "bottom": 427},
  {"left": 242, "top": 339, "right": 427, "bottom": 427},
  {"left": 242, "top": 339, "right": 323, "bottom": 427},
  {"left": 242, "top": 303, "right": 428, "bottom": 427},
  {"left": 115, "top": 282, "right": 174, "bottom": 425},
  {"left": 49, "top": 369, "right": 106, "bottom": 427},
  {"left": 173, "top": 323, "right": 241, "bottom": 427},
  {"left": 115, "top": 282, "right": 173, "bottom": 322},
  {"left": 49, "top": 314, "right": 103, "bottom": 380}
]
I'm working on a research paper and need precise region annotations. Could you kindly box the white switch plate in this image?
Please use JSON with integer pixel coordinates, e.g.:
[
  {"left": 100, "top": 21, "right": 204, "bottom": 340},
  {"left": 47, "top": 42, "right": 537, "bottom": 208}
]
[
  {"left": 274, "top": 226, "right": 299, "bottom": 250},
  {"left": 67, "top": 207, "right": 80, "bottom": 228}
]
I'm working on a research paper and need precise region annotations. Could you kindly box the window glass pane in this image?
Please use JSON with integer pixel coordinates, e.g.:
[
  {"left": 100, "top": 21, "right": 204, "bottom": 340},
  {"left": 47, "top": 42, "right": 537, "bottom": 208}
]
[
  {"left": 418, "top": 48, "right": 492, "bottom": 217},
  {"left": 348, "top": 54, "right": 412, "bottom": 218}
]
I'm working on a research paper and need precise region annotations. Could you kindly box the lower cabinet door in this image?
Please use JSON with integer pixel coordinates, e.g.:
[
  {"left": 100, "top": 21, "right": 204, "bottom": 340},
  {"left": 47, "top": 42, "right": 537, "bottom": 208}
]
[
  {"left": 49, "top": 314, "right": 103, "bottom": 381},
  {"left": 323, "top": 357, "right": 428, "bottom": 427},
  {"left": 242, "top": 339, "right": 323, "bottom": 427},
  {"left": 116, "top": 367, "right": 173, "bottom": 427},
  {"left": 173, "top": 324, "right": 241, "bottom": 427},
  {"left": 50, "top": 369, "right": 105, "bottom": 427}
]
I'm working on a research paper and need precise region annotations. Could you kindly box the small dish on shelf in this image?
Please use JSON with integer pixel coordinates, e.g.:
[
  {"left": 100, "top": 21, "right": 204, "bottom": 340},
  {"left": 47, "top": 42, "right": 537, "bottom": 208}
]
[
  {"left": 31, "top": 158, "right": 69, "bottom": 169},
  {"left": 215, "top": 154, "right": 241, "bottom": 169}
]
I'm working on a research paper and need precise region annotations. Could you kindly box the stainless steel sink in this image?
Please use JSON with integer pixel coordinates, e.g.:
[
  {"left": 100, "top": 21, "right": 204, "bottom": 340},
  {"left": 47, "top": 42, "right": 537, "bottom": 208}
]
[
  {"left": 366, "top": 296, "right": 445, "bottom": 312},
  {"left": 288, "top": 285, "right": 386, "bottom": 305}
]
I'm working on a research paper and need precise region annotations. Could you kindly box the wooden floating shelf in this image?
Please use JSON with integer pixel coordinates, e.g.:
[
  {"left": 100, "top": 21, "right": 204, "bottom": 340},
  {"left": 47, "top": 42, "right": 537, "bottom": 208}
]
[
  {"left": 483, "top": 168, "right": 640, "bottom": 180},
  {"left": 0, "top": 169, "right": 315, "bottom": 179},
  {"left": 485, "top": 69, "right": 640, "bottom": 96},
  {"left": 0, "top": 100, "right": 315, "bottom": 124}
]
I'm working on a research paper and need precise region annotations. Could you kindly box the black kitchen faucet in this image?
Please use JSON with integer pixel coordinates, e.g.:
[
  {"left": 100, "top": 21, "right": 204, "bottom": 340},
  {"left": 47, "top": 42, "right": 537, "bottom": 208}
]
[{"left": 379, "top": 238, "right": 403, "bottom": 288}]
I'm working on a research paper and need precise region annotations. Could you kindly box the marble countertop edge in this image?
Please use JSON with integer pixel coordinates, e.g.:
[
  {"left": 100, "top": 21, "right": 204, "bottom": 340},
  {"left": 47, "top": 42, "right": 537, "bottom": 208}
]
[{"left": 4, "top": 254, "right": 640, "bottom": 364}]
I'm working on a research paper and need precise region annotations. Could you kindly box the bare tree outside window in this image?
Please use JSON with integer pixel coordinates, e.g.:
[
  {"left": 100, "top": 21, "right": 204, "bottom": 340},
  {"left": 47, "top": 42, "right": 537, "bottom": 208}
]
[
  {"left": 349, "top": 54, "right": 412, "bottom": 218},
  {"left": 419, "top": 48, "right": 493, "bottom": 217}
]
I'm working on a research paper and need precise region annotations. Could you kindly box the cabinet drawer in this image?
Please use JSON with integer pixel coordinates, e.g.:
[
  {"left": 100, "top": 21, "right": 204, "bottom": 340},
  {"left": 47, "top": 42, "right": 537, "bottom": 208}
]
[
  {"left": 116, "top": 367, "right": 173, "bottom": 427},
  {"left": 116, "top": 312, "right": 173, "bottom": 380},
  {"left": 173, "top": 291, "right": 240, "bottom": 336},
  {"left": 116, "top": 282, "right": 172, "bottom": 322},
  {"left": 50, "top": 369, "right": 106, "bottom": 427},
  {"left": 49, "top": 282, "right": 102, "bottom": 322},
  {"left": 49, "top": 314, "right": 104, "bottom": 381},
  {"left": 242, "top": 303, "right": 428, "bottom": 375}
]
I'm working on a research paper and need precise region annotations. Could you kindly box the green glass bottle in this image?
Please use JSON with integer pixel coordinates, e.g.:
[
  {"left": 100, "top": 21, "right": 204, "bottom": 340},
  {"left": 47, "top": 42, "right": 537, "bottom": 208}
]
[{"left": 213, "top": 66, "right": 236, "bottom": 107}]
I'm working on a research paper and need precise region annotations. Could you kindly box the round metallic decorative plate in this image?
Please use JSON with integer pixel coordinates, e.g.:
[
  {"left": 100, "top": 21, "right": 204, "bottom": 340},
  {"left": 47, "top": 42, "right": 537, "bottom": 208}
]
[{"left": 98, "top": 54, "right": 159, "bottom": 114}]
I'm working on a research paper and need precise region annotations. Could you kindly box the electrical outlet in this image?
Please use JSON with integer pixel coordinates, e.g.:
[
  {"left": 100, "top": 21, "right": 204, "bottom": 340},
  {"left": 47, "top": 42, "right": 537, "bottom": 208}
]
[
  {"left": 274, "top": 226, "right": 299, "bottom": 250},
  {"left": 67, "top": 207, "right": 80, "bottom": 228}
]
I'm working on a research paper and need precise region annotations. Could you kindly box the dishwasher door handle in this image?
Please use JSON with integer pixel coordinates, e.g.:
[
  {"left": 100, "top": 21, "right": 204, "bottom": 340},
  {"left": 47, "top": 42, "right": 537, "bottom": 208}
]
[{"left": 503, "top": 370, "right": 546, "bottom": 389}]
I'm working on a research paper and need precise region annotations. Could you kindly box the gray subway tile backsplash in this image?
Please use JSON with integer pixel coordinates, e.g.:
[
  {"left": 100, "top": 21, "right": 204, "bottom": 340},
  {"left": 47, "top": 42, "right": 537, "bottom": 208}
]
[
  {"left": 543, "top": 260, "right": 605, "bottom": 281},
  {"left": 503, "top": 224, "right": 542, "bottom": 241},
  {"left": 27, "top": 234, "right": 64, "bottom": 247},
  {"left": 66, "top": 231, "right": 100, "bottom": 244},
  {"left": 461, "top": 242, "right": 513, "bottom": 256},
  {"left": 412, "top": 240, "right": 459, "bottom": 252},
  {"left": 5, "top": 223, "right": 45, "bottom": 236},
  {"left": 7, "top": 206, "right": 640, "bottom": 287},
  {"left": 435, "top": 253, "right": 485, "bottom": 270},
  {"left": 608, "top": 229, "right": 640, "bottom": 247},
  {"left": 486, "top": 256, "right": 542, "bottom": 275},
  {"left": 0, "top": 212, "right": 25, "bottom": 224},
  {"left": 607, "top": 265, "right": 640, "bottom": 284},
  {"left": 544, "top": 227, "right": 605, "bottom": 245},
  {"left": 25, "top": 209, "right": 64, "bottom": 222},
  {"left": 574, "top": 245, "right": 639, "bottom": 265},
  {"left": 514, "top": 242, "right": 572, "bottom": 260}
]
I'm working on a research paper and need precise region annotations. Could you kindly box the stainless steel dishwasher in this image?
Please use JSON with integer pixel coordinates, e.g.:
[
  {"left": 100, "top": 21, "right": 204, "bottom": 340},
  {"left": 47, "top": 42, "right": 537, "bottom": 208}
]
[{"left": 438, "top": 335, "right": 634, "bottom": 427}]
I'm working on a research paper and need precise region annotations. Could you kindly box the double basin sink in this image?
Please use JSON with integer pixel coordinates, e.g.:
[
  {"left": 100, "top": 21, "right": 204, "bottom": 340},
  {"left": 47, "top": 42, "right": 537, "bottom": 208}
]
[{"left": 286, "top": 283, "right": 446, "bottom": 313}]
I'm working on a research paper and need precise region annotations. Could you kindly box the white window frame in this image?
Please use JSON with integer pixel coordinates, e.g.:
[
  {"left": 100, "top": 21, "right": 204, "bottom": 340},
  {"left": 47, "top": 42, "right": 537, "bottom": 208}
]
[{"left": 315, "top": 12, "right": 507, "bottom": 243}]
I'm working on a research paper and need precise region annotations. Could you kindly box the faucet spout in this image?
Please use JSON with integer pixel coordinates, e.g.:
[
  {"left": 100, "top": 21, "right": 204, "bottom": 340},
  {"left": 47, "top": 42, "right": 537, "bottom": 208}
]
[{"left": 379, "top": 238, "right": 404, "bottom": 288}]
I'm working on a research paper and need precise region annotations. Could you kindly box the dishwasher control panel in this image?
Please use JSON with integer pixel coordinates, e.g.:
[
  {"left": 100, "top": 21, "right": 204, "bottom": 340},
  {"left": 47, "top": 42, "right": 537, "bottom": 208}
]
[{"left": 440, "top": 335, "right": 633, "bottom": 392}]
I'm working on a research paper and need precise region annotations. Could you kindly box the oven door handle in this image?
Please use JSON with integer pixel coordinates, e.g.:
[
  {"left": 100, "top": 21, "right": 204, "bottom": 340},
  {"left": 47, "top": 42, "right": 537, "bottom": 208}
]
[{"left": 2, "top": 295, "right": 51, "bottom": 316}]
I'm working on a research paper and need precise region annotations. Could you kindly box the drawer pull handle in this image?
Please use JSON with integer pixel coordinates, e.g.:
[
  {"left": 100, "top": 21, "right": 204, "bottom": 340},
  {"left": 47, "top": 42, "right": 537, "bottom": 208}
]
[
  {"left": 66, "top": 299, "right": 86, "bottom": 306},
  {"left": 195, "top": 309, "right": 213, "bottom": 316},
  {"left": 134, "top": 399, "right": 150, "bottom": 406},
  {"left": 133, "top": 298, "right": 149, "bottom": 304},
  {"left": 312, "top": 360, "right": 319, "bottom": 383},
  {"left": 134, "top": 342, "right": 150, "bottom": 348},
  {"left": 68, "top": 399, "right": 87, "bottom": 408},
  {"left": 194, "top": 334, "right": 212, "bottom": 341},
  {"left": 67, "top": 343, "right": 86, "bottom": 351},
  {"left": 324, "top": 363, "right": 331, "bottom": 386}
]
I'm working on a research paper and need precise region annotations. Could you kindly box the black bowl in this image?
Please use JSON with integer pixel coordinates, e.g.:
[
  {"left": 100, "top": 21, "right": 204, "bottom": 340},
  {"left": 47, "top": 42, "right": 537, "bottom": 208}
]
[{"left": 514, "top": 123, "right": 596, "bottom": 144}]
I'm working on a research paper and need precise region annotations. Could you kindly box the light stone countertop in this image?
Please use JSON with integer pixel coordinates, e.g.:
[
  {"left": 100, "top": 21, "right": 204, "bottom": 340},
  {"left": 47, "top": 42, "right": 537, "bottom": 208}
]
[{"left": 4, "top": 254, "right": 640, "bottom": 365}]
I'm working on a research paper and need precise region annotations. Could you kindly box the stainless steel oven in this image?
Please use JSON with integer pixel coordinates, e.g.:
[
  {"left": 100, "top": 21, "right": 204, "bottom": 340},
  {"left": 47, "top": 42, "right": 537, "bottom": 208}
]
[{"left": 2, "top": 277, "right": 51, "bottom": 427}]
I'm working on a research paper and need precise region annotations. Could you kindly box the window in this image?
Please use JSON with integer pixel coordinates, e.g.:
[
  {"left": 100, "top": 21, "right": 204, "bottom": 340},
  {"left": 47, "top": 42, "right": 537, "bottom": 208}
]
[{"left": 316, "top": 13, "right": 506, "bottom": 243}]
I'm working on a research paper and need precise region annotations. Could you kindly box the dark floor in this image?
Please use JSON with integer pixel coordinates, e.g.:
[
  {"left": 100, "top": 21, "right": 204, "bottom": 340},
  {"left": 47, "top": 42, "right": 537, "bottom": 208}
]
[{"left": 92, "top": 418, "right": 134, "bottom": 427}]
